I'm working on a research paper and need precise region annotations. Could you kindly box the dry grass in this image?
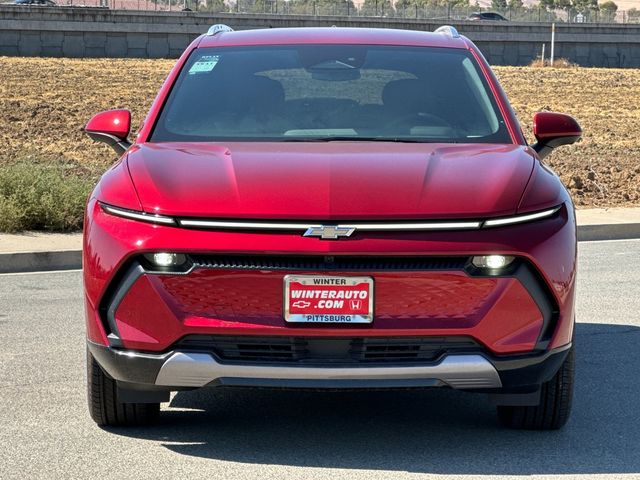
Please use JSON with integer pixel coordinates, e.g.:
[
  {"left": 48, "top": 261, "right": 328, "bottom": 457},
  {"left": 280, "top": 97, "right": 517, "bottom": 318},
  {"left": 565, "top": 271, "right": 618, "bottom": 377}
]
[
  {"left": 0, "top": 57, "right": 639, "bottom": 217},
  {"left": 0, "top": 57, "right": 173, "bottom": 169},
  {"left": 496, "top": 66, "right": 640, "bottom": 206},
  {"left": 528, "top": 58, "right": 577, "bottom": 68}
]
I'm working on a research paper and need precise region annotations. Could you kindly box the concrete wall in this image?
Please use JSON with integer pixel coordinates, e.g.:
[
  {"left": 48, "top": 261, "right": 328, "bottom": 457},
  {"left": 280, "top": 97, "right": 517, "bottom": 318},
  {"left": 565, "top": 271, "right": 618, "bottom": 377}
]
[{"left": 1, "top": 5, "right": 640, "bottom": 66}]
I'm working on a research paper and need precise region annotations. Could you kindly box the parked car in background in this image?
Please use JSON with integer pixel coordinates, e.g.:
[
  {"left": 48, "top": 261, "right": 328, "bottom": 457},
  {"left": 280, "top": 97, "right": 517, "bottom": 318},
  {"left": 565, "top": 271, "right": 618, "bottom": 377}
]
[
  {"left": 83, "top": 24, "right": 581, "bottom": 430},
  {"left": 467, "top": 11, "right": 508, "bottom": 21},
  {"left": 13, "top": 0, "right": 56, "bottom": 4}
]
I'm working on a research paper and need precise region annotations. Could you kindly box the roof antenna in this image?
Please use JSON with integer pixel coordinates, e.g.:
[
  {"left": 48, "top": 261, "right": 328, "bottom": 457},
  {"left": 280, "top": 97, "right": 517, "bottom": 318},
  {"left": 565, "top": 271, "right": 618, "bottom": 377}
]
[
  {"left": 434, "top": 25, "right": 460, "bottom": 38},
  {"left": 206, "top": 24, "right": 234, "bottom": 36}
]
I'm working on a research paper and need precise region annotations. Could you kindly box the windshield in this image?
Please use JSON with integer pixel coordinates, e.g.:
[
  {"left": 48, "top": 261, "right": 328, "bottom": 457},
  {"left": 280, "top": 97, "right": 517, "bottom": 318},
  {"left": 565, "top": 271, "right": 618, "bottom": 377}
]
[{"left": 151, "top": 45, "right": 511, "bottom": 144}]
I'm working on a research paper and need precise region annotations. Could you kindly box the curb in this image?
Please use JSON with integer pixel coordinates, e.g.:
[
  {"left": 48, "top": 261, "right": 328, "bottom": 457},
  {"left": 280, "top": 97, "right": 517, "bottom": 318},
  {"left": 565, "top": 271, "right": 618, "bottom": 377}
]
[
  {"left": 0, "top": 250, "right": 81, "bottom": 274},
  {"left": 576, "top": 223, "right": 640, "bottom": 242},
  {"left": 1, "top": 223, "right": 639, "bottom": 274}
]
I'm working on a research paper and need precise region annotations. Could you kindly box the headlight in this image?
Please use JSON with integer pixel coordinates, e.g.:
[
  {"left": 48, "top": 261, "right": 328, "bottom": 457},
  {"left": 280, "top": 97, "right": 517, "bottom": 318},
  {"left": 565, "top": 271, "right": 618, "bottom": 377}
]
[
  {"left": 471, "top": 255, "right": 515, "bottom": 270},
  {"left": 483, "top": 207, "right": 560, "bottom": 228},
  {"left": 144, "top": 253, "right": 187, "bottom": 267},
  {"left": 100, "top": 203, "right": 175, "bottom": 226}
]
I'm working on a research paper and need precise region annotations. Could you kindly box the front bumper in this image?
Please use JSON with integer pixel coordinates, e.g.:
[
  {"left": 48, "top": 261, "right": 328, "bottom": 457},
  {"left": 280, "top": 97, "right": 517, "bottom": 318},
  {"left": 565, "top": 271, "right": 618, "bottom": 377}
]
[
  {"left": 84, "top": 198, "right": 577, "bottom": 357},
  {"left": 92, "top": 255, "right": 558, "bottom": 356},
  {"left": 88, "top": 340, "right": 571, "bottom": 392}
]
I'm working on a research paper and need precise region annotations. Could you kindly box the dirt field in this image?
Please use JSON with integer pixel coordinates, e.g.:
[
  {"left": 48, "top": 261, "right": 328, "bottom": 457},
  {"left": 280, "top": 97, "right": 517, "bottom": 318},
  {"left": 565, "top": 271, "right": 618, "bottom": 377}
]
[{"left": 0, "top": 57, "right": 638, "bottom": 208}]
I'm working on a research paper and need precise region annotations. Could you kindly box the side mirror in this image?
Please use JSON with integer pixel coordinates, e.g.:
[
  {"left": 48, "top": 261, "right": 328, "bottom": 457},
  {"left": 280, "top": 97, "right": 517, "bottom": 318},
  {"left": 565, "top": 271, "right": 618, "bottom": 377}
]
[
  {"left": 84, "top": 109, "right": 132, "bottom": 156},
  {"left": 531, "top": 112, "right": 582, "bottom": 160}
]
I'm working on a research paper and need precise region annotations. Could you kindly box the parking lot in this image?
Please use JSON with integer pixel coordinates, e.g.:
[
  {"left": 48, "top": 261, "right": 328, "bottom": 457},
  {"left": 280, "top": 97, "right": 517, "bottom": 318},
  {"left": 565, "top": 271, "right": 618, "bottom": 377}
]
[{"left": 1, "top": 239, "right": 639, "bottom": 480}]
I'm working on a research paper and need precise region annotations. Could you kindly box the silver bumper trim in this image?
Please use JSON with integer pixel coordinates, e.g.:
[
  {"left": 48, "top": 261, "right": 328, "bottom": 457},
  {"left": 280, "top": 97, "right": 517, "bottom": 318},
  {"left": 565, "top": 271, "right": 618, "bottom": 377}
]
[{"left": 154, "top": 352, "right": 502, "bottom": 389}]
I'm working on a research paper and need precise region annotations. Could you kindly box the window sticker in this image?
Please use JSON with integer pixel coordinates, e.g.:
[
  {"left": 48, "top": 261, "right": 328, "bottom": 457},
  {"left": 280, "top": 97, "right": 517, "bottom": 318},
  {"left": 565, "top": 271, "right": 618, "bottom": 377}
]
[{"left": 188, "top": 55, "right": 220, "bottom": 74}]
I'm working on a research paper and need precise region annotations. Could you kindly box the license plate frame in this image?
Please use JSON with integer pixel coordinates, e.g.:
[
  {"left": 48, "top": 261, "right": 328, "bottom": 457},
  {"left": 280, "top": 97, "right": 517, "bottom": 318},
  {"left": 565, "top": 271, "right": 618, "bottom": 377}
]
[{"left": 283, "top": 275, "right": 374, "bottom": 324}]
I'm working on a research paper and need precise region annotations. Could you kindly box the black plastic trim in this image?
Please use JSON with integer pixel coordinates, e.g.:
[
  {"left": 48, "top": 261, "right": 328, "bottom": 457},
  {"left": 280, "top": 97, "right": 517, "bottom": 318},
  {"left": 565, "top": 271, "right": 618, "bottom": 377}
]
[
  {"left": 88, "top": 341, "right": 167, "bottom": 385},
  {"left": 85, "top": 131, "right": 131, "bottom": 156},
  {"left": 172, "top": 334, "right": 482, "bottom": 364},
  {"left": 465, "top": 259, "right": 559, "bottom": 351},
  {"left": 190, "top": 254, "right": 469, "bottom": 271},
  {"left": 116, "top": 383, "right": 171, "bottom": 403},
  {"left": 489, "top": 343, "right": 571, "bottom": 389},
  {"left": 533, "top": 135, "right": 581, "bottom": 160},
  {"left": 209, "top": 377, "right": 443, "bottom": 389},
  {"left": 87, "top": 340, "right": 571, "bottom": 392},
  {"left": 99, "top": 262, "right": 145, "bottom": 348}
]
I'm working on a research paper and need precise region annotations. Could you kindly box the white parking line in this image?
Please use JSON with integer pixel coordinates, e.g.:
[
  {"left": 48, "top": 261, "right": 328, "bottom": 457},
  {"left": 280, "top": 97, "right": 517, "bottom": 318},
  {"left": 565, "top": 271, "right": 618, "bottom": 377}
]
[
  {"left": 0, "top": 269, "right": 82, "bottom": 276},
  {"left": 579, "top": 237, "right": 640, "bottom": 244}
]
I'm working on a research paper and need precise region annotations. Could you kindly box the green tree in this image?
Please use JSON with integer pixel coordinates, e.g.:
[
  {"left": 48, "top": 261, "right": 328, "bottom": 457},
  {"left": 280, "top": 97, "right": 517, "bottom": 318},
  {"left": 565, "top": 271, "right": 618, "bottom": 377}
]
[
  {"left": 628, "top": 7, "right": 640, "bottom": 22},
  {"left": 573, "top": 0, "right": 597, "bottom": 13},
  {"left": 288, "top": 0, "right": 354, "bottom": 14},
  {"left": 491, "top": 0, "right": 507, "bottom": 12},
  {"left": 204, "top": 0, "right": 227, "bottom": 11},
  {"left": 599, "top": 0, "right": 618, "bottom": 20},
  {"left": 285, "top": 0, "right": 312, "bottom": 14},
  {"left": 555, "top": 0, "right": 571, "bottom": 14},
  {"left": 539, "top": 0, "right": 555, "bottom": 10},
  {"left": 388, "top": 0, "right": 468, "bottom": 17},
  {"left": 508, "top": 0, "right": 524, "bottom": 10},
  {"left": 360, "top": 0, "right": 394, "bottom": 16}
]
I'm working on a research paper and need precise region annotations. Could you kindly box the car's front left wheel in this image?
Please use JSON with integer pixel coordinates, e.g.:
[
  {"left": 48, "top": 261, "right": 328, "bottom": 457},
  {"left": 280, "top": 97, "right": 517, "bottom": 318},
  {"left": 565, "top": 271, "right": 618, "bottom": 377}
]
[
  {"left": 87, "top": 350, "right": 160, "bottom": 427},
  {"left": 497, "top": 346, "right": 575, "bottom": 430}
]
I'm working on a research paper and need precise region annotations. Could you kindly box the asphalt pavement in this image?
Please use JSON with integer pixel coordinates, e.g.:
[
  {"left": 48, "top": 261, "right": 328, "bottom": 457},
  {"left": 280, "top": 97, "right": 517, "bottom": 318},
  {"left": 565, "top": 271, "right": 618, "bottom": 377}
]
[{"left": 1, "top": 239, "right": 639, "bottom": 480}]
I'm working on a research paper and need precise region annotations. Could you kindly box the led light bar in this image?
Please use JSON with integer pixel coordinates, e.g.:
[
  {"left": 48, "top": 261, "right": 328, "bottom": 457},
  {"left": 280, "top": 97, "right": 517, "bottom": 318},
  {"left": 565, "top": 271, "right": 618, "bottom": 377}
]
[
  {"left": 177, "top": 219, "right": 481, "bottom": 231},
  {"left": 178, "top": 219, "right": 310, "bottom": 230},
  {"left": 483, "top": 206, "right": 561, "bottom": 228},
  {"left": 100, "top": 202, "right": 561, "bottom": 232},
  {"left": 101, "top": 204, "right": 176, "bottom": 225},
  {"left": 353, "top": 221, "right": 481, "bottom": 230}
]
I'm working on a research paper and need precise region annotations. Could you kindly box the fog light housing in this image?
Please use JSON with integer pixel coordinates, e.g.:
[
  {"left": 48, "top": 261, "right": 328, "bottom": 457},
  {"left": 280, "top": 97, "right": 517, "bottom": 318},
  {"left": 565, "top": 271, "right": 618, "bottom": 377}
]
[
  {"left": 144, "top": 253, "right": 187, "bottom": 267},
  {"left": 471, "top": 255, "right": 515, "bottom": 270}
]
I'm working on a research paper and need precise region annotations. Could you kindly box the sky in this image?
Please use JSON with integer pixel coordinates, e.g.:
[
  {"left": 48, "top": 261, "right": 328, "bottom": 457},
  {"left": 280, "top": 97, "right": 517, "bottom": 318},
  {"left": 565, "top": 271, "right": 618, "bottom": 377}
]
[{"left": 475, "top": 0, "right": 638, "bottom": 8}]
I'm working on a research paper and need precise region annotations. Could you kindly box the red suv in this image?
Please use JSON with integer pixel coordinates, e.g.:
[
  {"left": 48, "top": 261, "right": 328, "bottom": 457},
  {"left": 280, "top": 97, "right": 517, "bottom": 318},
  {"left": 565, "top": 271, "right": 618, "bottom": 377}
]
[{"left": 84, "top": 25, "right": 581, "bottom": 429}]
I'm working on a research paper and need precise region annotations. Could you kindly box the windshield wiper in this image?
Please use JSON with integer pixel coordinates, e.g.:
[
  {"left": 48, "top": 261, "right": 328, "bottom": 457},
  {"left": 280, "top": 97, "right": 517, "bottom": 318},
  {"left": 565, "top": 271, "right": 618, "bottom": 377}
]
[{"left": 282, "top": 136, "right": 435, "bottom": 143}]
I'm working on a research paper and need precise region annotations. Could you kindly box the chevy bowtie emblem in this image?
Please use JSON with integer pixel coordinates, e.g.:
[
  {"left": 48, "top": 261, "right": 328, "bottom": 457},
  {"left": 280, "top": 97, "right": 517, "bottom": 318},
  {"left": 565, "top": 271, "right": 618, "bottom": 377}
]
[{"left": 303, "top": 225, "right": 356, "bottom": 240}]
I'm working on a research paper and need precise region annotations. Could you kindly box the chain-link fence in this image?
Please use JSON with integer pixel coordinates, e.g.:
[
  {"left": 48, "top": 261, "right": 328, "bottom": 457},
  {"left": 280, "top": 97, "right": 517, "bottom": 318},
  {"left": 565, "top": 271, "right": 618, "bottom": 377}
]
[{"left": 57, "top": 0, "right": 638, "bottom": 24}]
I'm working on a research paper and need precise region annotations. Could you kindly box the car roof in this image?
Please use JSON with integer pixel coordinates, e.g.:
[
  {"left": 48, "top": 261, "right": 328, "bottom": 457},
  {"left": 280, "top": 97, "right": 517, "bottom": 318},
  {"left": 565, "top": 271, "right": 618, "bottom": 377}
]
[{"left": 197, "top": 27, "right": 469, "bottom": 50}]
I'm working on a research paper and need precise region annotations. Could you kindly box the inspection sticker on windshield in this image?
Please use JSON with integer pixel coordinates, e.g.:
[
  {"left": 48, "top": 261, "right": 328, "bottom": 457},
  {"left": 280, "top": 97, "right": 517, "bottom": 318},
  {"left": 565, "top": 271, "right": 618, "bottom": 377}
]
[
  {"left": 284, "top": 275, "right": 374, "bottom": 323},
  {"left": 188, "top": 55, "right": 219, "bottom": 74}
]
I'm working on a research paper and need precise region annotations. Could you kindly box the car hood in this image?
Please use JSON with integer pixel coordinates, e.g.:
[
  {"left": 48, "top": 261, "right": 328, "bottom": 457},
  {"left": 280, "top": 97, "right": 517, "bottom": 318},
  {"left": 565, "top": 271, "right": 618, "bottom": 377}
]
[{"left": 126, "top": 142, "right": 535, "bottom": 220}]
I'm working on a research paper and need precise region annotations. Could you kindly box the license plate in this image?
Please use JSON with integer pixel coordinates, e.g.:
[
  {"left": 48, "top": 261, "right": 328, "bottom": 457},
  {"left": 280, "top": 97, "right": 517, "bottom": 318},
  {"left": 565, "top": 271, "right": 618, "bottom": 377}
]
[{"left": 284, "top": 275, "right": 374, "bottom": 323}]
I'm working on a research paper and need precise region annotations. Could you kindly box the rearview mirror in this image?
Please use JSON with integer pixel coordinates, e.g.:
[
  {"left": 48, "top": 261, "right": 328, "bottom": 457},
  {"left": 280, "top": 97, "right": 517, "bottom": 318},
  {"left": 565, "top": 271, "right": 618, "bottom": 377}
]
[
  {"left": 84, "top": 109, "right": 132, "bottom": 156},
  {"left": 531, "top": 112, "right": 582, "bottom": 160}
]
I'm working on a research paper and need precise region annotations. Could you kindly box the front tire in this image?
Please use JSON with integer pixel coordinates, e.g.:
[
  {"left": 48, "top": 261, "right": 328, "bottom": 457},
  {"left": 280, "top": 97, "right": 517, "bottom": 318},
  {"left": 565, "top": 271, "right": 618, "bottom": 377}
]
[
  {"left": 87, "top": 350, "right": 160, "bottom": 427},
  {"left": 497, "top": 346, "right": 575, "bottom": 430}
]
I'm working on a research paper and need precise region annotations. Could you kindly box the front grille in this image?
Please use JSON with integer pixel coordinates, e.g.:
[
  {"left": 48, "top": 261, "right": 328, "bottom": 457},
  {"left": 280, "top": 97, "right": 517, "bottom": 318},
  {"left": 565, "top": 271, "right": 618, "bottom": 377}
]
[
  {"left": 173, "top": 335, "right": 481, "bottom": 364},
  {"left": 189, "top": 255, "right": 469, "bottom": 271}
]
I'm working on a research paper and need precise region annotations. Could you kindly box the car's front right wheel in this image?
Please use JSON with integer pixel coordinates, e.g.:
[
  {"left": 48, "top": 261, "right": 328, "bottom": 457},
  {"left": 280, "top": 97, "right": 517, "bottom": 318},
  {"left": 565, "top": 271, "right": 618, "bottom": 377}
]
[
  {"left": 497, "top": 346, "right": 575, "bottom": 430},
  {"left": 87, "top": 350, "right": 160, "bottom": 427}
]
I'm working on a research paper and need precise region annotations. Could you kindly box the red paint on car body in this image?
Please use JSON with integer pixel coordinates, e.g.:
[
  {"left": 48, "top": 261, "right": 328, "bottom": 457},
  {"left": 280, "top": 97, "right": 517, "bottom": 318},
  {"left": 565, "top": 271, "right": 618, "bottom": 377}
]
[{"left": 83, "top": 28, "right": 580, "bottom": 408}]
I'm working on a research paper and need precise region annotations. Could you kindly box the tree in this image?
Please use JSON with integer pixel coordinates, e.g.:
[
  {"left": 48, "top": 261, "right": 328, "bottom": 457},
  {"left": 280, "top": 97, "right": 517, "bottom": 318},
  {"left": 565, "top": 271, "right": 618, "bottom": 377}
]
[
  {"left": 555, "top": 0, "right": 571, "bottom": 14},
  {"left": 539, "top": 0, "right": 555, "bottom": 10},
  {"left": 491, "top": 0, "right": 507, "bottom": 12},
  {"left": 573, "top": 0, "right": 597, "bottom": 13},
  {"left": 276, "top": 0, "right": 356, "bottom": 14},
  {"left": 205, "top": 0, "right": 227, "bottom": 11},
  {"left": 599, "top": 0, "right": 618, "bottom": 20},
  {"left": 508, "top": 0, "right": 524, "bottom": 10},
  {"left": 360, "top": 0, "right": 394, "bottom": 16},
  {"left": 628, "top": 7, "right": 640, "bottom": 22}
]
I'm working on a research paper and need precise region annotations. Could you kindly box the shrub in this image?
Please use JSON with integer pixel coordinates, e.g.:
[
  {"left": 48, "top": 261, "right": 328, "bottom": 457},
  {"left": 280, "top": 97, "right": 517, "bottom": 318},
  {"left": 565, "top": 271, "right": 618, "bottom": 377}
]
[{"left": 0, "top": 162, "right": 96, "bottom": 232}]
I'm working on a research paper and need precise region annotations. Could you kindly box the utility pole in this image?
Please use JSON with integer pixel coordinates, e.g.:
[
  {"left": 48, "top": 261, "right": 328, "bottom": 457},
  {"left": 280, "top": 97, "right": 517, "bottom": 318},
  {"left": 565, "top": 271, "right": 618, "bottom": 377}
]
[{"left": 550, "top": 23, "right": 555, "bottom": 67}]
